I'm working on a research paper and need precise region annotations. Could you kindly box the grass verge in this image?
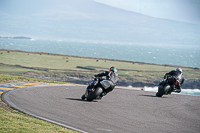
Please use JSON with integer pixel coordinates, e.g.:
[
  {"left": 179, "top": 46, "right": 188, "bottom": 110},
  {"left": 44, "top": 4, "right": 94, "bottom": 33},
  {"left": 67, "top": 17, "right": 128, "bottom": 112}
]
[
  {"left": 0, "top": 108, "right": 78, "bottom": 133},
  {"left": 0, "top": 75, "right": 78, "bottom": 133},
  {"left": 0, "top": 74, "right": 70, "bottom": 84}
]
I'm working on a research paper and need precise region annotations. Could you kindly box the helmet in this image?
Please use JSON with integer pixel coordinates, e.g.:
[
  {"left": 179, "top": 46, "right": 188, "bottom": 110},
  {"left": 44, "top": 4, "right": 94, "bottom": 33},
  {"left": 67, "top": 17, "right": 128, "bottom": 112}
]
[
  {"left": 176, "top": 67, "right": 182, "bottom": 73},
  {"left": 110, "top": 66, "right": 117, "bottom": 72}
]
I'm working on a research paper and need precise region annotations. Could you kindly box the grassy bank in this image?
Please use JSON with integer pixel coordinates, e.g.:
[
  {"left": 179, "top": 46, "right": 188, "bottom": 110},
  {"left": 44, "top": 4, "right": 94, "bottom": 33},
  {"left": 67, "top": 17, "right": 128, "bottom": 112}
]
[
  {"left": 1, "top": 49, "right": 200, "bottom": 85},
  {"left": 0, "top": 74, "right": 69, "bottom": 84},
  {"left": 0, "top": 108, "right": 78, "bottom": 133}
]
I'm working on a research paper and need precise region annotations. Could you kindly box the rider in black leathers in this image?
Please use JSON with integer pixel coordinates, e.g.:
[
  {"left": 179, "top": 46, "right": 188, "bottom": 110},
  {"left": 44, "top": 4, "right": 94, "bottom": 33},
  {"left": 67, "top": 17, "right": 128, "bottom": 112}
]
[
  {"left": 84, "top": 66, "right": 119, "bottom": 99},
  {"left": 159, "top": 67, "right": 184, "bottom": 93},
  {"left": 94, "top": 66, "right": 119, "bottom": 96}
]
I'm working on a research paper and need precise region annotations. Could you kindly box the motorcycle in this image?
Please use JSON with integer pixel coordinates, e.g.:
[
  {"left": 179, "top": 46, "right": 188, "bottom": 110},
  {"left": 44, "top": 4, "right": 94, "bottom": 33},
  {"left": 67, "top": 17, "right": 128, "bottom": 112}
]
[
  {"left": 81, "top": 77, "right": 111, "bottom": 101},
  {"left": 156, "top": 76, "right": 180, "bottom": 97}
]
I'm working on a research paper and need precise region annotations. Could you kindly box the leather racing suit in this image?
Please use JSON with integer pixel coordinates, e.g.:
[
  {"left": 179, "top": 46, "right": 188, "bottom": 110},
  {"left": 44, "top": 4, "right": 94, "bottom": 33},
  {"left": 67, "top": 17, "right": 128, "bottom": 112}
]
[
  {"left": 95, "top": 70, "right": 119, "bottom": 94},
  {"left": 161, "top": 70, "right": 185, "bottom": 92}
]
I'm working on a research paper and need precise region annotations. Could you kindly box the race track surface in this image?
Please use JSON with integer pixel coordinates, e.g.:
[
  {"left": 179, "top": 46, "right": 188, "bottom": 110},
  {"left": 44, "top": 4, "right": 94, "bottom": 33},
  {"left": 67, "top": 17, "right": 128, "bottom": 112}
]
[{"left": 2, "top": 85, "right": 200, "bottom": 133}]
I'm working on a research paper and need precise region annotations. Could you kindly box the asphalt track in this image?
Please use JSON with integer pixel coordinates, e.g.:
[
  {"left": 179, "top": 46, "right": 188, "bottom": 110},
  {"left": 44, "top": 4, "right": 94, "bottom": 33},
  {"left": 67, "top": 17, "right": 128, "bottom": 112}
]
[{"left": 2, "top": 85, "right": 200, "bottom": 133}]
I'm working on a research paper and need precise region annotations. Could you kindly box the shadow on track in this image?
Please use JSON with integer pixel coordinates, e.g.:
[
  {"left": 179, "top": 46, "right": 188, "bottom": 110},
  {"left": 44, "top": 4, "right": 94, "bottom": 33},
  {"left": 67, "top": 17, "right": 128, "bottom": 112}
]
[
  {"left": 66, "top": 98, "right": 98, "bottom": 102},
  {"left": 66, "top": 98, "right": 84, "bottom": 101},
  {"left": 140, "top": 94, "right": 170, "bottom": 98},
  {"left": 139, "top": 94, "right": 158, "bottom": 97},
  {"left": 139, "top": 95, "right": 170, "bottom": 98}
]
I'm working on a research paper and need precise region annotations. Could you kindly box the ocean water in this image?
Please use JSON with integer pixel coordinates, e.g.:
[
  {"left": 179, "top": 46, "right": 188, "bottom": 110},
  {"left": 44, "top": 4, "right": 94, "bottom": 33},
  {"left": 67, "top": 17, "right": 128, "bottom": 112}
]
[
  {"left": 0, "top": 38, "right": 200, "bottom": 68},
  {"left": 144, "top": 86, "right": 200, "bottom": 96}
]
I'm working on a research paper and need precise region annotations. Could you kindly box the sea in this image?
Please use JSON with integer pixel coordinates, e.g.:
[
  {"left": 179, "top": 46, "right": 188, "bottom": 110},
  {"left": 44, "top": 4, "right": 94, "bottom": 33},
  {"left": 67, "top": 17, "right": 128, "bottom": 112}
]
[{"left": 0, "top": 38, "right": 200, "bottom": 96}]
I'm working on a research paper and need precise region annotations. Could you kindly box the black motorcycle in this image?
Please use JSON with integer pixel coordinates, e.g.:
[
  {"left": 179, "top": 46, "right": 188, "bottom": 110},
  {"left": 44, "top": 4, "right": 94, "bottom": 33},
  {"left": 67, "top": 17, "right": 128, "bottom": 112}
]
[
  {"left": 156, "top": 76, "right": 180, "bottom": 97},
  {"left": 81, "top": 77, "right": 111, "bottom": 101}
]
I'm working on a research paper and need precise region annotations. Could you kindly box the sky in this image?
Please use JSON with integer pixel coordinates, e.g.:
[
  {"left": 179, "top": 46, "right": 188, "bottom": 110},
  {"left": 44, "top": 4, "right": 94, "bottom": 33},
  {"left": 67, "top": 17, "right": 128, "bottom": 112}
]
[
  {"left": 0, "top": 0, "right": 200, "bottom": 44},
  {"left": 94, "top": 0, "right": 200, "bottom": 24}
]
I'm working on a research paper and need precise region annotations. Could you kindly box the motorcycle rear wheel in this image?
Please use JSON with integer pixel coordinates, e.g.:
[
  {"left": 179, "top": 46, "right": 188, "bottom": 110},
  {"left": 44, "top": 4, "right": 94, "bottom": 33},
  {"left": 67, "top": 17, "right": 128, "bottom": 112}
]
[
  {"left": 156, "top": 85, "right": 170, "bottom": 97},
  {"left": 87, "top": 86, "right": 103, "bottom": 101}
]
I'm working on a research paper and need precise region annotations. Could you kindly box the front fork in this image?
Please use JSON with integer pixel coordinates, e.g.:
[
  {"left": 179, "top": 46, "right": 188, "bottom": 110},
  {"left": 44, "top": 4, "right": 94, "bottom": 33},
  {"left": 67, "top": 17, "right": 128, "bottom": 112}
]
[
  {"left": 83, "top": 80, "right": 96, "bottom": 97},
  {"left": 84, "top": 77, "right": 100, "bottom": 97}
]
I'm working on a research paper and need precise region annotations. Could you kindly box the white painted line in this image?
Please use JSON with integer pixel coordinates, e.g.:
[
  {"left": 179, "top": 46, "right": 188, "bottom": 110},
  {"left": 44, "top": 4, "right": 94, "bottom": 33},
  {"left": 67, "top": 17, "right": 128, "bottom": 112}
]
[{"left": 96, "top": 128, "right": 112, "bottom": 132}]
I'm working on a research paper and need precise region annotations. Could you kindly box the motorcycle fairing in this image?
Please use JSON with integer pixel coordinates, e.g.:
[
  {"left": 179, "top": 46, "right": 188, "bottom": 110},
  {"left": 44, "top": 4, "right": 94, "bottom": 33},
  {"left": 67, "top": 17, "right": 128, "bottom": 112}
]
[{"left": 100, "top": 80, "right": 111, "bottom": 89}]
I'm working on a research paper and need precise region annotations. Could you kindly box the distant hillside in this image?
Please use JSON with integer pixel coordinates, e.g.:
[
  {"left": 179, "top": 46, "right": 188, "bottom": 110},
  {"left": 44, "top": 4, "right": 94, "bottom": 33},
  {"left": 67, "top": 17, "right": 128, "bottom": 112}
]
[{"left": 0, "top": 0, "right": 200, "bottom": 44}]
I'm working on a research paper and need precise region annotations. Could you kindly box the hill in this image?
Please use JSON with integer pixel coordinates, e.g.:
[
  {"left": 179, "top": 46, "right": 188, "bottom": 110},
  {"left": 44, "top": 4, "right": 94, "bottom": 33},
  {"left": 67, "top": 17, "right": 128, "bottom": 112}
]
[{"left": 0, "top": 0, "right": 200, "bottom": 44}]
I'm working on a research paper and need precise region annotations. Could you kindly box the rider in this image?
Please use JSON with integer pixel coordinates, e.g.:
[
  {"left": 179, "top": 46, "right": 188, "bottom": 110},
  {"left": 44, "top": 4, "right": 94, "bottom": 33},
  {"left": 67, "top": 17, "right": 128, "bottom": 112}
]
[
  {"left": 160, "top": 67, "right": 184, "bottom": 93},
  {"left": 94, "top": 66, "right": 119, "bottom": 97}
]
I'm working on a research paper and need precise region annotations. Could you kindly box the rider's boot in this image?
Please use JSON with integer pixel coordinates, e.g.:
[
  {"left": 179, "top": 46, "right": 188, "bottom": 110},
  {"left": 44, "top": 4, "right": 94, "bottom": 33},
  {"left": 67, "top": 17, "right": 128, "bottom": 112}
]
[
  {"left": 102, "top": 91, "right": 107, "bottom": 96},
  {"left": 100, "top": 91, "right": 107, "bottom": 98},
  {"left": 96, "top": 91, "right": 107, "bottom": 100},
  {"left": 175, "top": 83, "right": 182, "bottom": 93},
  {"left": 175, "top": 89, "right": 181, "bottom": 93}
]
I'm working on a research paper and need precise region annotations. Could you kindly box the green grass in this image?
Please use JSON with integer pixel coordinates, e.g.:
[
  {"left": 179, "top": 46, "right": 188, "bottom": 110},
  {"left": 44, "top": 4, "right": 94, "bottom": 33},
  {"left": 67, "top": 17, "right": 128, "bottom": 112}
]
[
  {"left": 0, "top": 50, "right": 182, "bottom": 71},
  {"left": 0, "top": 49, "right": 200, "bottom": 82},
  {"left": 0, "top": 108, "right": 78, "bottom": 133},
  {"left": 0, "top": 49, "right": 200, "bottom": 83},
  {"left": 0, "top": 65, "right": 40, "bottom": 74},
  {"left": 0, "top": 74, "right": 71, "bottom": 84}
]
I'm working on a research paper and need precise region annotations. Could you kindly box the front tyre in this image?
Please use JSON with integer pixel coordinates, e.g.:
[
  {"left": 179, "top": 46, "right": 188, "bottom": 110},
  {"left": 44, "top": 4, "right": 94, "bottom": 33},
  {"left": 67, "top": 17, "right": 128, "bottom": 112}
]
[
  {"left": 81, "top": 94, "right": 86, "bottom": 100},
  {"left": 87, "top": 87, "right": 103, "bottom": 101}
]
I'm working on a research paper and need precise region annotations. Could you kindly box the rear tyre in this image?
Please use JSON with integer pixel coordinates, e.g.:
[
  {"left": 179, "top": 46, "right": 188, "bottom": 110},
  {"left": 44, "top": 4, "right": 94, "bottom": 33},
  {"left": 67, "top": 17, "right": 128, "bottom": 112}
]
[
  {"left": 156, "top": 85, "right": 170, "bottom": 97},
  {"left": 156, "top": 90, "right": 164, "bottom": 97},
  {"left": 87, "top": 87, "right": 103, "bottom": 101}
]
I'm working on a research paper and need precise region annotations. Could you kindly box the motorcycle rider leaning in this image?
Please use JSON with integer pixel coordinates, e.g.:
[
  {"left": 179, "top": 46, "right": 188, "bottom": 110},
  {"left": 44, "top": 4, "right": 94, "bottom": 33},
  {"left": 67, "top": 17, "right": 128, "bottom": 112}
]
[
  {"left": 94, "top": 66, "right": 119, "bottom": 97},
  {"left": 85, "top": 66, "right": 119, "bottom": 99},
  {"left": 159, "top": 67, "right": 184, "bottom": 93}
]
